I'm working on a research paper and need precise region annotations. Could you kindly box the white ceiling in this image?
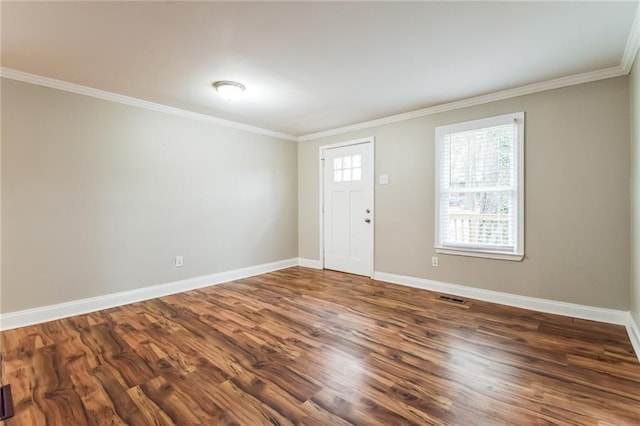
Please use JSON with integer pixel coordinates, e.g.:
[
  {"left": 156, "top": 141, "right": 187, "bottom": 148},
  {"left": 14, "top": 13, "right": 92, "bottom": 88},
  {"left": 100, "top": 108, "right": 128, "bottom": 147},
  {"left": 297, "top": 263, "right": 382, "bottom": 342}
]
[{"left": 2, "top": 1, "right": 638, "bottom": 137}]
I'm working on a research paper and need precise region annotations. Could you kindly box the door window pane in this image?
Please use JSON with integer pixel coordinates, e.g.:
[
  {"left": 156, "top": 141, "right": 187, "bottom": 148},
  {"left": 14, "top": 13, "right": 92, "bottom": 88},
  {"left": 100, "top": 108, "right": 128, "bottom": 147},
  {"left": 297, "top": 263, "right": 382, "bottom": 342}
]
[{"left": 332, "top": 155, "right": 362, "bottom": 183}]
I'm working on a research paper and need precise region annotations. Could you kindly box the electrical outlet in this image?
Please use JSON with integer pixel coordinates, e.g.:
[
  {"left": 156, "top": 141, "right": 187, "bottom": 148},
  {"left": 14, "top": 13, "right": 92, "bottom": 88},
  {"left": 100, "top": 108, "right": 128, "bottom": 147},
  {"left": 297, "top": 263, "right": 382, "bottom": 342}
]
[
  {"left": 175, "top": 256, "right": 184, "bottom": 267},
  {"left": 431, "top": 256, "right": 439, "bottom": 267}
]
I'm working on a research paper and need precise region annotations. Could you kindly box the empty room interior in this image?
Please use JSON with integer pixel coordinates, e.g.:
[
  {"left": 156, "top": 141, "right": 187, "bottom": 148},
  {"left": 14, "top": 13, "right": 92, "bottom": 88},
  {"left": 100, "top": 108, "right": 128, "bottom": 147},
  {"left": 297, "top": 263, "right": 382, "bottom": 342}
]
[{"left": 3, "top": 1, "right": 640, "bottom": 425}]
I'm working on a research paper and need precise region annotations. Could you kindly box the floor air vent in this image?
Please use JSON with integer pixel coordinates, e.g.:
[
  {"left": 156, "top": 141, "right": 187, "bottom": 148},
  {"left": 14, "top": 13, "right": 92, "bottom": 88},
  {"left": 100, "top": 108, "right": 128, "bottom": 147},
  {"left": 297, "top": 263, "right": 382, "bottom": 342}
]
[
  {"left": 437, "top": 295, "right": 466, "bottom": 304},
  {"left": 0, "top": 384, "right": 14, "bottom": 420}
]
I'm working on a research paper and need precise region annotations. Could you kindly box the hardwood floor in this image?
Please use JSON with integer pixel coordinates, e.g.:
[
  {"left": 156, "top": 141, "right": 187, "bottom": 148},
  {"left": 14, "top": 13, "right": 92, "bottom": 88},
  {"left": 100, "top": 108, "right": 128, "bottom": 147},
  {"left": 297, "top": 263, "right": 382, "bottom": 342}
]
[{"left": 2, "top": 267, "right": 639, "bottom": 425}]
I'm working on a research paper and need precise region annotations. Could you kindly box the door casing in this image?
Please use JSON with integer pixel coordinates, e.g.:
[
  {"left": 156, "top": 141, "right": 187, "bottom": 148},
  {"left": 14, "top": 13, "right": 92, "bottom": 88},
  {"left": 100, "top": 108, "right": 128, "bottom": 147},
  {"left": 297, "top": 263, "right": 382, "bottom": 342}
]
[{"left": 319, "top": 136, "right": 375, "bottom": 277}]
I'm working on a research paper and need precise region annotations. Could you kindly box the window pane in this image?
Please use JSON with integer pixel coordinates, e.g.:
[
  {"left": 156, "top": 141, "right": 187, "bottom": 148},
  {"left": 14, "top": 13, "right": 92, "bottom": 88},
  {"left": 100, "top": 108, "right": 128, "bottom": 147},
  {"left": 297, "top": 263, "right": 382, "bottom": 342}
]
[
  {"left": 334, "top": 170, "right": 342, "bottom": 182},
  {"left": 352, "top": 155, "right": 361, "bottom": 168},
  {"left": 352, "top": 168, "right": 361, "bottom": 181},
  {"left": 334, "top": 158, "right": 342, "bottom": 170},
  {"left": 442, "top": 190, "right": 514, "bottom": 248},
  {"left": 343, "top": 156, "right": 352, "bottom": 169},
  {"left": 436, "top": 113, "right": 523, "bottom": 257},
  {"left": 448, "top": 124, "right": 514, "bottom": 189},
  {"left": 343, "top": 168, "right": 352, "bottom": 181}
]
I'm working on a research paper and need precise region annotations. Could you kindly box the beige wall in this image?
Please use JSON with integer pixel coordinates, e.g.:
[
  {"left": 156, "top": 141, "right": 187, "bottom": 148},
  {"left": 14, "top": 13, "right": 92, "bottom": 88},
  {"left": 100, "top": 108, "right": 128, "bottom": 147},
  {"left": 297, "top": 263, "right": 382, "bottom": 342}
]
[
  {"left": 1, "top": 78, "right": 298, "bottom": 314},
  {"left": 299, "top": 77, "right": 630, "bottom": 310},
  {"left": 2, "top": 74, "right": 632, "bottom": 314},
  {"left": 631, "top": 58, "right": 640, "bottom": 325}
]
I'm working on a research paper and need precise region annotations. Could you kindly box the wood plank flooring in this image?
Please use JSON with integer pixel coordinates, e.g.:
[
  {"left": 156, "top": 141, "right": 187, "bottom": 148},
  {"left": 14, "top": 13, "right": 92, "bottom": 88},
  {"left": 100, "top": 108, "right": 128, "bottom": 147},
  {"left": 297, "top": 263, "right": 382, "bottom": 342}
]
[{"left": 2, "top": 267, "right": 640, "bottom": 425}]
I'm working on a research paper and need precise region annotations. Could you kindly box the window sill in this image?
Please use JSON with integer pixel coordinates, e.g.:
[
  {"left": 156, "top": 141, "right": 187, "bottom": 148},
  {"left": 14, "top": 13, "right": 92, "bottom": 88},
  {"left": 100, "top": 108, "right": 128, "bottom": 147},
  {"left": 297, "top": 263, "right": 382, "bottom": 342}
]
[{"left": 435, "top": 247, "right": 524, "bottom": 261}]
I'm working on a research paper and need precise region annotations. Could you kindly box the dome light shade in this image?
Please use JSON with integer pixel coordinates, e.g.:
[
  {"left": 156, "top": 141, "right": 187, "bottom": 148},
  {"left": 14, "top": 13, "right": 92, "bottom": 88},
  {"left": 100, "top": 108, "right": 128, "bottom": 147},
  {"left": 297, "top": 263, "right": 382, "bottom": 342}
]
[{"left": 212, "top": 81, "right": 245, "bottom": 101}]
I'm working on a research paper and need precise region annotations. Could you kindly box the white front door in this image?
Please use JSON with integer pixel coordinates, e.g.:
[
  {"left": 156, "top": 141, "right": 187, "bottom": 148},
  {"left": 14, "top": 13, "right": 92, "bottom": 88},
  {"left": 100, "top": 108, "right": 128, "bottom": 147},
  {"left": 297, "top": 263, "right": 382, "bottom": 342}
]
[{"left": 322, "top": 140, "right": 374, "bottom": 276}]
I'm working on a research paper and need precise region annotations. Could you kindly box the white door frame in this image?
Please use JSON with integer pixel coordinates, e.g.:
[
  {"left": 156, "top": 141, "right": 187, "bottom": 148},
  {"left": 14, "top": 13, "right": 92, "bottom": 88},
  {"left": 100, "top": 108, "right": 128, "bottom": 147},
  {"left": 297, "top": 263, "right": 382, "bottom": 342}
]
[{"left": 318, "top": 136, "right": 375, "bottom": 277}]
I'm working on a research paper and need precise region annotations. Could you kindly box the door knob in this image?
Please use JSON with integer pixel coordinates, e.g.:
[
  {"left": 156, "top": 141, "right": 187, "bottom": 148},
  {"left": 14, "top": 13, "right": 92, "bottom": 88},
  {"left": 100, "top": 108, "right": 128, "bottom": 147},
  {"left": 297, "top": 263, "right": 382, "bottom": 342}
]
[
  {"left": 365, "top": 218, "right": 371, "bottom": 223},
  {"left": 366, "top": 209, "right": 371, "bottom": 213}
]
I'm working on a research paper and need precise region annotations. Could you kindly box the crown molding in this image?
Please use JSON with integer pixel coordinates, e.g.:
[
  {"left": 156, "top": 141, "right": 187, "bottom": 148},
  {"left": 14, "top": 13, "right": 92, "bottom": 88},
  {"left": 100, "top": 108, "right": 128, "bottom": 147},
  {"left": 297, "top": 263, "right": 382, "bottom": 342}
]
[
  {"left": 1, "top": 62, "right": 630, "bottom": 144},
  {"left": 4, "top": 4, "right": 638, "bottom": 147},
  {"left": 0, "top": 68, "right": 298, "bottom": 142},
  {"left": 300, "top": 3, "right": 639, "bottom": 143},
  {"left": 298, "top": 65, "right": 626, "bottom": 142},
  {"left": 621, "top": 1, "right": 640, "bottom": 74}
]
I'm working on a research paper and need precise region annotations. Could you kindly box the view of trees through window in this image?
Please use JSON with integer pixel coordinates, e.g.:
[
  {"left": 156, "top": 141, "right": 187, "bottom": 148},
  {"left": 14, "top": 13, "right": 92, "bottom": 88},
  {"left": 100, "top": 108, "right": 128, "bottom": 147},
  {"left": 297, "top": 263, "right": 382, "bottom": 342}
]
[{"left": 441, "top": 123, "right": 516, "bottom": 248}]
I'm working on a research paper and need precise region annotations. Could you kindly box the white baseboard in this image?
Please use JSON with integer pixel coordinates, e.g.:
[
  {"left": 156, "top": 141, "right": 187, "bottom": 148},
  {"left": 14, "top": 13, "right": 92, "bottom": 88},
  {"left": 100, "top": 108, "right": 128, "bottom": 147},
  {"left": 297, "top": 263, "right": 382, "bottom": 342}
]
[
  {"left": 627, "top": 313, "right": 640, "bottom": 362},
  {"left": 297, "top": 258, "right": 323, "bottom": 269},
  {"left": 373, "top": 271, "right": 629, "bottom": 326},
  {"left": 375, "top": 270, "right": 640, "bottom": 361},
  {"left": 4, "top": 260, "right": 638, "bottom": 362},
  {"left": 0, "top": 258, "right": 298, "bottom": 331}
]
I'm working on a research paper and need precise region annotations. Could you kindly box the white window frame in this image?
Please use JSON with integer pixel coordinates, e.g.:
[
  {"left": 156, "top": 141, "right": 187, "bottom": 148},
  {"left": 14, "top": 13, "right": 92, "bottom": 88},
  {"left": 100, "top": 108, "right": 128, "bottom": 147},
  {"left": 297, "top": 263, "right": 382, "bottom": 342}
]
[{"left": 435, "top": 112, "right": 524, "bottom": 261}]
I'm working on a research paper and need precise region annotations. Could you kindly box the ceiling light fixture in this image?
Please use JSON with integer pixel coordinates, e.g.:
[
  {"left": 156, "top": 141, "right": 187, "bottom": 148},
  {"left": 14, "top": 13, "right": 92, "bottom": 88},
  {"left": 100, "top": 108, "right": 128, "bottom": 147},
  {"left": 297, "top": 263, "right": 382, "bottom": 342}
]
[{"left": 212, "top": 81, "right": 245, "bottom": 101}]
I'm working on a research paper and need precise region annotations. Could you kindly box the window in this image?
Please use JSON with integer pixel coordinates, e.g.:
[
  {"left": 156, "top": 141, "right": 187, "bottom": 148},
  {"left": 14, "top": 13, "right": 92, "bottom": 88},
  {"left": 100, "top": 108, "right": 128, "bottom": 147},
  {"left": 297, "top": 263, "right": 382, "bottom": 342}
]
[
  {"left": 333, "top": 154, "right": 362, "bottom": 182},
  {"left": 435, "top": 112, "right": 524, "bottom": 260}
]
